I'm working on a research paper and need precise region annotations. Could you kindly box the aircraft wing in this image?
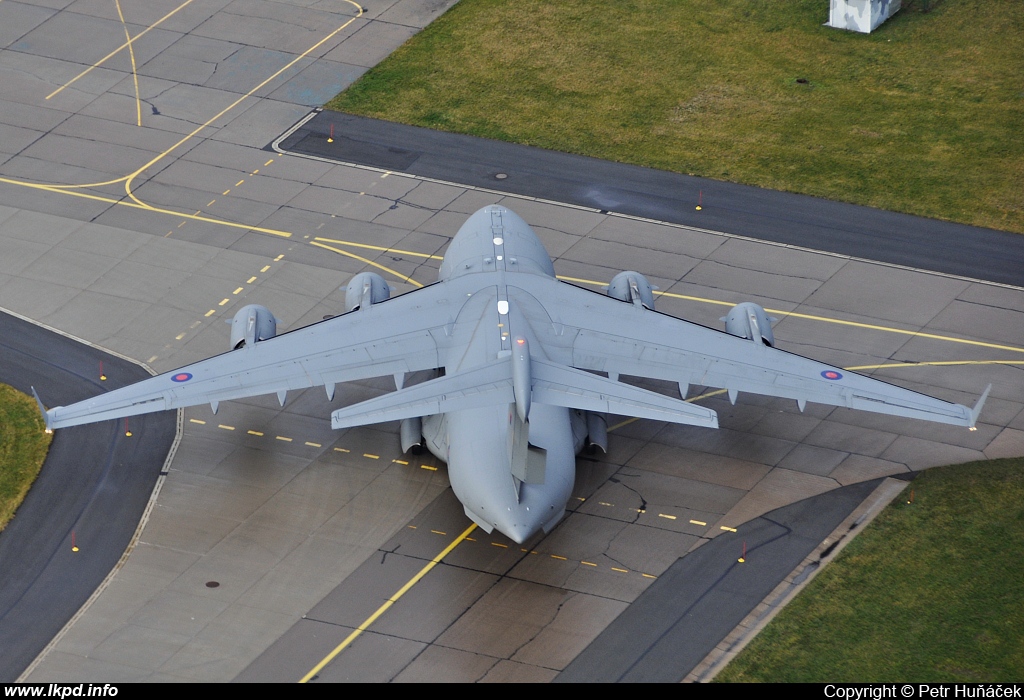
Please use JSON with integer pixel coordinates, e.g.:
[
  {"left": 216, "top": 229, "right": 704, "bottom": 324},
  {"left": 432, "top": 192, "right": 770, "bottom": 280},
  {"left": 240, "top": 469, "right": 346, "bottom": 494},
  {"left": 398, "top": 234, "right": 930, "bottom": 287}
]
[
  {"left": 37, "top": 284, "right": 453, "bottom": 430},
  {"left": 544, "top": 281, "right": 988, "bottom": 428}
]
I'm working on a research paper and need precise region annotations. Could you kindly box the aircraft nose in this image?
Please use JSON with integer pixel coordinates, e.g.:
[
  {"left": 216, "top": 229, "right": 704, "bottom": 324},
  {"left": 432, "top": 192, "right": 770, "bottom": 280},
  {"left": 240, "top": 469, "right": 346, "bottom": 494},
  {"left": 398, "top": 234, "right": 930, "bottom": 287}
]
[
  {"left": 502, "top": 522, "right": 531, "bottom": 545},
  {"left": 491, "top": 503, "right": 548, "bottom": 544}
]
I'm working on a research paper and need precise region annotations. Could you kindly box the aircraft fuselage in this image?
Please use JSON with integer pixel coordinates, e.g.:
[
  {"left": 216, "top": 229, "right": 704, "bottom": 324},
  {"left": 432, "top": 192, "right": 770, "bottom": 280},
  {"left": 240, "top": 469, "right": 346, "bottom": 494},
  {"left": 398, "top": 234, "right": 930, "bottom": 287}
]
[{"left": 424, "top": 206, "right": 584, "bottom": 542}]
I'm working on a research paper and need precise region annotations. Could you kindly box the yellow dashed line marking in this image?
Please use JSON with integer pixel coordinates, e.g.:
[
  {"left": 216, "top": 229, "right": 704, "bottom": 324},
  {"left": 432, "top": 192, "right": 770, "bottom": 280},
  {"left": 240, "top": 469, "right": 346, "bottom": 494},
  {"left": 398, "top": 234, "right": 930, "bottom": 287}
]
[
  {"left": 598, "top": 501, "right": 613, "bottom": 507},
  {"left": 260, "top": 265, "right": 271, "bottom": 272},
  {"left": 305, "top": 442, "right": 321, "bottom": 447},
  {"left": 247, "top": 276, "right": 257, "bottom": 283},
  {"left": 720, "top": 526, "right": 737, "bottom": 532},
  {"left": 334, "top": 447, "right": 349, "bottom": 453},
  {"left": 581, "top": 561, "right": 597, "bottom": 567},
  {"left": 189, "top": 419, "right": 205, "bottom": 425},
  {"left": 393, "top": 459, "right": 408, "bottom": 465},
  {"left": 264, "top": 159, "right": 273, "bottom": 166},
  {"left": 420, "top": 465, "right": 437, "bottom": 471},
  {"left": 218, "top": 298, "right": 230, "bottom": 306},
  {"left": 235, "top": 180, "right": 244, "bottom": 187},
  {"left": 465, "top": 536, "right": 475, "bottom": 542},
  {"left": 233, "top": 287, "right": 243, "bottom": 294},
  {"left": 363, "top": 453, "right": 379, "bottom": 459},
  {"left": 217, "top": 424, "right": 234, "bottom": 430},
  {"left": 276, "top": 436, "right": 293, "bottom": 442},
  {"left": 611, "top": 567, "right": 628, "bottom": 573},
  {"left": 690, "top": 519, "right": 707, "bottom": 526},
  {"left": 551, "top": 555, "right": 567, "bottom": 561},
  {"left": 658, "top": 513, "right": 677, "bottom": 520},
  {"left": 222, "top": 189, "right": 230, "bottom": 195},
  {"left": 274, "top": 254, "right": 284, "bottom": 261},
  {"left": 491, "top": 542, "right": 507, "bottom": 549},
  {"left": 642, "top": 573, "right": 657, "bottom": 579},
  {"left": 204, "top": 310, "right": 216, "bottom": 317},
  {"left": 175, "top": 332, "right": 186, "bottom": 340},
  {"left": 248, "top": 430, "right": 264, "bottom": 436},
  {"left": 431, "top": 530, "right": 446, "bottom": 536},
  {"left": 251, "top": 169, "right": 259, "bottom": 175},
  {"left": 207, "top": 200, "right": 215, "bottom": 207}
]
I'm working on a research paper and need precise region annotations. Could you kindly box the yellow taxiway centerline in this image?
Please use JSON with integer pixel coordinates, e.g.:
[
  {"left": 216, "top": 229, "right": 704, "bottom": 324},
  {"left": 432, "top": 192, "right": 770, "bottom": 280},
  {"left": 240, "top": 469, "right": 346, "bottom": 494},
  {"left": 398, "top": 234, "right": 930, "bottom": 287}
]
[
  {"left": 0, "top": 178, "right": 293, "bottom": 237},
  {"left": 123, "top": 2, "right": 366, "bottom": 207},
  {"left": 310, "top": 240, "right": 424, "bottom": 288},
  {"left": 559, "top": 275, "right": 1024, "bottom": 355},
  {"left": 314, "top": 237, "right": 445, "bottom": 260},
  {"left": 299, "top": 523, "right": 478, "bottom": 683},
  {"left": 46, "top": 0, "right": 197, "bottom": 100},
  {"left": 112, "top": 0, "right": 143, "bottom": 127},
  {"left": 19, "top": 2, "right": 364, "bottom": 195}
]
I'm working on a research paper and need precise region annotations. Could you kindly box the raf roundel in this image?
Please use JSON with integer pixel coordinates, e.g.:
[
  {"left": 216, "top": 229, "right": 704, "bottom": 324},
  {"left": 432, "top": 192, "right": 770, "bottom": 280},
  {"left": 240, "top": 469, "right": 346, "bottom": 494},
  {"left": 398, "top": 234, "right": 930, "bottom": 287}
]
[
  {"left": 171, "top": 372, "right": 193, "bottom": 383},
  {"left": 821, "top": 370, "right": 843, "bottom": 381}
]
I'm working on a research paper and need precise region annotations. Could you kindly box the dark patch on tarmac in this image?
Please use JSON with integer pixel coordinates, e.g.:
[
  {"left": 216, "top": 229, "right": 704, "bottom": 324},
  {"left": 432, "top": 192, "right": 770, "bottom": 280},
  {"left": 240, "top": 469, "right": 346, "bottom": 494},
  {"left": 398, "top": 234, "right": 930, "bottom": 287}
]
[
  {"left": 278, "top": 111, "right": 1024, "bottom": 287},
  {"left": 556, "top": 479, "right": 881, "bottom": 683},
  {"left": 0, "top": 312, "right": 176, "bottom": 681}
]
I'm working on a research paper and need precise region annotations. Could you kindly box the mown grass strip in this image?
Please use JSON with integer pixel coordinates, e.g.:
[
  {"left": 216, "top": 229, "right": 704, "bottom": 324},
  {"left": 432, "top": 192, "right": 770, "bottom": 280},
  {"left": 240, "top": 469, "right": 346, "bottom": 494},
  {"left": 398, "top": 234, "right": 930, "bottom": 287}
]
[
  {"left": 717, "top": 457, "right": 1024, "bottom": 682},
  {"left": 0, "top": 385, "right": 52, "bottom": 531},
  {"left": 329, "top": 0, "right": 1024, "bottom": 233}
]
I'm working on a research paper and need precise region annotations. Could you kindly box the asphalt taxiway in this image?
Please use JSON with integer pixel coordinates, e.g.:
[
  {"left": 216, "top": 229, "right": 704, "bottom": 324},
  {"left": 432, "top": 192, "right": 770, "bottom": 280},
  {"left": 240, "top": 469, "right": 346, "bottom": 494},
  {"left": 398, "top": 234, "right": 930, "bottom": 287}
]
[
  {"left": 0, "top": 312, "right": 176, "bottom": 680},
  {"left": 0, "top": 0, "right": 1022, "bottom": 683},
  {"left": 280, "top": 110, "right": 1024, "bottom": 287}
]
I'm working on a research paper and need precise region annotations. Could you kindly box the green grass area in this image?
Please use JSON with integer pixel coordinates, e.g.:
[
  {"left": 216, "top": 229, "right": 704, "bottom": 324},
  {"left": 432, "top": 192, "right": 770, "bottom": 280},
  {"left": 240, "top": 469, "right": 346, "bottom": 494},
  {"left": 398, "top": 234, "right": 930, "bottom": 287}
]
[
  {"left": 716, "top": 457, "right": 1024, "bottom": 682},
  {"left": 329, "top": 0, "right": 1024, "bottom": 233},
  {"left": 0, "top": 384, "right": 52, "bottom": 531}
]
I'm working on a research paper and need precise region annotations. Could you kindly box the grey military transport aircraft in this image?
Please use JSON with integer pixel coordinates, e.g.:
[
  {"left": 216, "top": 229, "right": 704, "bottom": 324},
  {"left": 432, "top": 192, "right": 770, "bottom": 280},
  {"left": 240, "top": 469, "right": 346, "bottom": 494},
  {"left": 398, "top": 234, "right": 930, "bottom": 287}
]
[{"left": 34, "top": 205, "right": 989, "bottom": 543}]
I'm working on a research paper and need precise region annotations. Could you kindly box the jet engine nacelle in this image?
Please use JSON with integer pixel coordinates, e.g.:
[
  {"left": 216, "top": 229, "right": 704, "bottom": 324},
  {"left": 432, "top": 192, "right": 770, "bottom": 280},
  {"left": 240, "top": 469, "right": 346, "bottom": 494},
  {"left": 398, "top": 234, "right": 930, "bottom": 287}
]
[
  {"left": 606, "top": 271, "right": 656, "bottom": 310},
  {"left": 229, "top": 304, "right": 278, "bottom": 350},
  {"left": 344, "top": 272, "right": 391, "bottom": 312},
  {"left": 721, "top": 302, "right": 777, "bottom": 347}
]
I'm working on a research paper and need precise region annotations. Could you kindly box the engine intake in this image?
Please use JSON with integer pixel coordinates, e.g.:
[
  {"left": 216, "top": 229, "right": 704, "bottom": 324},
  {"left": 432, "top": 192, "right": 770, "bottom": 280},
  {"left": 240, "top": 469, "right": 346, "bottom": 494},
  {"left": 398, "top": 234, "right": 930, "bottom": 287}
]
[
  {"left": 721, "top": 302, "right": 777, "bottom": 347},
  {"left": 229, "top": 304, "right": 278, "bottom": 350},
  {"left": 345, "top": 272, "right": 391, "bottom": 312},
  {"left": 606, "top": 271, "right": 656, "bottom": 310}
]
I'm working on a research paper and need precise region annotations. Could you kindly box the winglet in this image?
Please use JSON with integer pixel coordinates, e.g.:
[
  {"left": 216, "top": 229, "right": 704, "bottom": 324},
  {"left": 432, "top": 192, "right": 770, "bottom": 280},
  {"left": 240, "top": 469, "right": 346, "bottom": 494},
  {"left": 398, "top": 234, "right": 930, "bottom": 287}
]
[
  {"left": 968, "top": 384, "right": 991, "bottom": 430},
  {"left": 30, "top": 386, "right": 53, "bottom": 433}
]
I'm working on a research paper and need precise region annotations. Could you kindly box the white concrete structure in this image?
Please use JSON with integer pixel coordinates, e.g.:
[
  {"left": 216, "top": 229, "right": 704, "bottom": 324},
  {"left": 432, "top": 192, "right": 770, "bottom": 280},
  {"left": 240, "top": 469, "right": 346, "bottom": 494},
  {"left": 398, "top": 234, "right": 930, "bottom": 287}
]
[{"left": 828, "top": 0, "right": 902, "bottom": 33}]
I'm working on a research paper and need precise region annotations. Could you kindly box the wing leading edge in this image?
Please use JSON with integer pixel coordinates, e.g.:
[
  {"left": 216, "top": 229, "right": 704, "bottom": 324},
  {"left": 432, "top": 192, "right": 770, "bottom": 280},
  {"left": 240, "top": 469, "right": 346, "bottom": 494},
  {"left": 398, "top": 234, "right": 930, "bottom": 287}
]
[
  {"left": 35, "top": 283, "right": 454, "bottom": 431},
  {"left": 542, "top": 280, "right": 989, "bottom": 429}
]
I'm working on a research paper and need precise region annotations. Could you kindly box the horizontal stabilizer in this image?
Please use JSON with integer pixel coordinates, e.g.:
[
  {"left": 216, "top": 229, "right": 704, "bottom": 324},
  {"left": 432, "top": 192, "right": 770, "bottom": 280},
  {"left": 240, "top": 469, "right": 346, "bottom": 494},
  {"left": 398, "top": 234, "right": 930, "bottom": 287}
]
[
  {"left": 532, "top": 359, "right": 718, "bottom": 428},
  {"left": 331, "top": 361, "right": 513, "bottom": 429}
]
